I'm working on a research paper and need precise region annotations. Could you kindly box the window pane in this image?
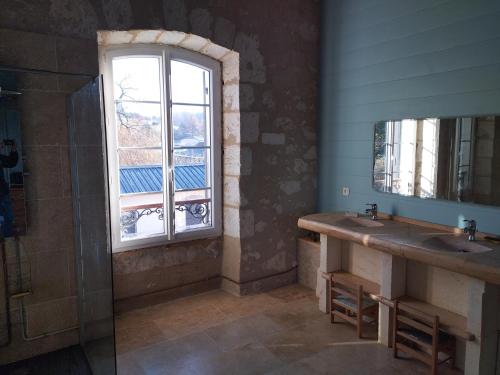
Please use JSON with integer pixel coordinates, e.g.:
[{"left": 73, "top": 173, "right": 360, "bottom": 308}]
[
  {"left": 373, "top": 143, "right": 386, "bottom": 174},
  {"left": 171, "top": 60, "right": 209, "bottom": 104},
  {"left": 120, "top": 200, "right": 165, "bottom": 240},
  {"left": 117, "top": 102, "right": 162, "bottom": 147},
  {"left": 172, "top": 105, "right": 209, "bottom": 147},
  {"left": 118, "top": 149, "right": 164, "bottom": 240},
  {"left": 112, "top": 57, "right": 161, "bottom": 102},
  {"left": 373, "top": 173, "right": 389, "bottom": 192},
  {"left": 119, "top": 149, "right": 162, "bottom": 169},
  {"left": 173, "top": 148, "right": 210, "bottom": 191},
  {"left": 174, "top": 190, "right": 212, "bottom": 233}
]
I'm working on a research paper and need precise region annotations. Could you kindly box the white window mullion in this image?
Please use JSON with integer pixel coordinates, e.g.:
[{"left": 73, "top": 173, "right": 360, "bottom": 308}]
[{"left": 164, "top": 50, "right": 175, "bottom": 240}]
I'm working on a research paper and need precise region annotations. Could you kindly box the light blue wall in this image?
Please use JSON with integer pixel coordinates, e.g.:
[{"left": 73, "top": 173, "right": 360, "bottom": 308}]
[{"left": 319, "top": 0, "right": 500, "bottom": 234}]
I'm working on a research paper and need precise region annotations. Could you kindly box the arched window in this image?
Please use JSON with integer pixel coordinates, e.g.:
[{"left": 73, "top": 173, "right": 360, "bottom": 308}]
[{"left": 100, "top": 45, "right": 222, "bottom": 251}]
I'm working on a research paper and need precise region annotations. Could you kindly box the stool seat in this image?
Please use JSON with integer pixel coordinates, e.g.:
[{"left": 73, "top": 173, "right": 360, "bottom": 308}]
[{"left": 334, "top": 295, "right": 378, "bottom": 311}]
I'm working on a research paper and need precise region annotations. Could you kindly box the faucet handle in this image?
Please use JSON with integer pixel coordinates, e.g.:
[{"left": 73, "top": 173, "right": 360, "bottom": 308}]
[
  {"left": 366, "top": 203, "right": 377, "bottom": 208},
  {"left": 463, "top": 219, "right": 476, "bottom": 227}
]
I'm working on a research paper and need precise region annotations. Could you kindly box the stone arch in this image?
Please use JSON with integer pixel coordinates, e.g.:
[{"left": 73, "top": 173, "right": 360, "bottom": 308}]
[{"left": 97, "top": 30, "right": 244, "bottom": 294}]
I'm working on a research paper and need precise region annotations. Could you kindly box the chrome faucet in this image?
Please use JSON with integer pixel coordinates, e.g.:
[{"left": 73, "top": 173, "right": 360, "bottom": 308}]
[
  {"left": 463, "top": 219, "right": 477, "bottom": 242},
  {"left": 365, "top": 203, "right": 378, "bottom": 221}
]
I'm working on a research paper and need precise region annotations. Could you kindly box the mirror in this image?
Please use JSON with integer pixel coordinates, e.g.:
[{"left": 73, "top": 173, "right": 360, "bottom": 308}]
[
  {"left": 373, "top": 116, "right": 500, "bottom": 206},
  {"left": 0, "top": 72, "right": 26, "bottom": 237}
]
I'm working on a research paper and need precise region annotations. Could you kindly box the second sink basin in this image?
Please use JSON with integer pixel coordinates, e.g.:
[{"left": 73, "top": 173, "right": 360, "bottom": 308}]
[
  {"left": 336, "top": 217, "right": 384, "bottom": 228},
  {"left": 421, "top": 235, "right": 492, "bottom": 254}
]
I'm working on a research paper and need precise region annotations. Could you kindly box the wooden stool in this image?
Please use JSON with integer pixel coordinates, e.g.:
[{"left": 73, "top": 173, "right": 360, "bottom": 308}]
[
  {"left": 329, "top": 272, "right": 379, "bottom": 338},
  {"left": 393, "top": 300, "right": 455, "bottom": 375}
]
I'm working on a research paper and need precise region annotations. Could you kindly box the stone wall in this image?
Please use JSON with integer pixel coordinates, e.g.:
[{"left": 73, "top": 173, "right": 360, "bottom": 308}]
[{"left": 0, "top": 0, "right": 319, "bottom": 362}]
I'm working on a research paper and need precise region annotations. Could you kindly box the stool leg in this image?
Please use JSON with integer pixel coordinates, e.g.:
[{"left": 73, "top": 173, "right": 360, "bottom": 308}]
[
  {"left": 449, "top": 338, "right": 456, "bottom": 369},
  {"left": 330, "top": 278, "right": 334, "bottom": 324},
  {"left": 393, "top": 301, "right": 398, "bottom": 358},
  {"left": 357, "top": 285, "right": 363, "bottom": 338}
]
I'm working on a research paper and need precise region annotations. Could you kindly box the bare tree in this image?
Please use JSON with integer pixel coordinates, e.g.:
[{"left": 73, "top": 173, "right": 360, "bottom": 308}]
[{"left": 115, "top": 76, "right": 136, "bottom": 129}]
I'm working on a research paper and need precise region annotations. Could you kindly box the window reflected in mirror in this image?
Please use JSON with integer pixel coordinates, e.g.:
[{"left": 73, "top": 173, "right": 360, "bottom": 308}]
[{"left": 373, "top": 116, "right": 500, "bottom": 206}]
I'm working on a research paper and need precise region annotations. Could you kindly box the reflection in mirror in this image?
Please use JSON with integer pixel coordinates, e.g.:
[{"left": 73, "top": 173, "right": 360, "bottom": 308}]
[
  {"left": 0, "top": 72, "right": 26, "bottom": 237},
  {"left": 373, "top": 116, "right": 500, "bottom": 206}
]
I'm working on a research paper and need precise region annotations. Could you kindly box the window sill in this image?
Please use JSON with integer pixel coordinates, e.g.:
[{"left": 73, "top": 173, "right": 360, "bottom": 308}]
[{"left": 111, "top": 229, "right": 222, "bottom": 253}]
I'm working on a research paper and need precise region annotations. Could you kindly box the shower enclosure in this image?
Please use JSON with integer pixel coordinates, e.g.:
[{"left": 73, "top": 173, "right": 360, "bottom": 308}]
[
  {"left": 68, "top": 77, "right": 116, "bottom": 374},
  {"left": 0, "top": 45, "right": 115, "bottom": 373}
]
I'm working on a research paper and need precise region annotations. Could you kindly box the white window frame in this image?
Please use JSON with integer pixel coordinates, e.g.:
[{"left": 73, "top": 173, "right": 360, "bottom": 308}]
[{"left": 100, "top": 44, "right": 222, "bottom": 252}]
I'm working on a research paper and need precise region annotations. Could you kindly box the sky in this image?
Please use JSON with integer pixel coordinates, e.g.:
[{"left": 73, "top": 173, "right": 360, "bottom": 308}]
[{"left": 112, "top": 56, "right": 210, "bottom": 118}]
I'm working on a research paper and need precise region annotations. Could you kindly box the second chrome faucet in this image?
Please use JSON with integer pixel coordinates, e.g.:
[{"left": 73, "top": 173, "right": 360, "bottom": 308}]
[
  {"left": 365, "top": 203, "right": 378, "bottom": 221},
  {"left": 463, "top": 219, "right": 477, "bottom": 242}
]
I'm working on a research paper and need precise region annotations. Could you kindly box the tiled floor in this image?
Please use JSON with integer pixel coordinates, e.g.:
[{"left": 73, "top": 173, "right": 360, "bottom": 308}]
[{"left": 115, "top": 284, "right": 462, "bottom": 375}]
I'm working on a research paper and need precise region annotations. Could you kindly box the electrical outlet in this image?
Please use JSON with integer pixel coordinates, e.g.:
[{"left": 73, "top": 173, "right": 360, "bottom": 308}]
[{"left": 342, "top": 187, "right": 350, "bottom": 197}]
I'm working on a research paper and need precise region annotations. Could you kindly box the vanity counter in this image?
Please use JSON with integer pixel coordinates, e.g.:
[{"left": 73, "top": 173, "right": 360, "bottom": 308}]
[{"left": 298, "top": 212, "right": 500, "bottom": 285}]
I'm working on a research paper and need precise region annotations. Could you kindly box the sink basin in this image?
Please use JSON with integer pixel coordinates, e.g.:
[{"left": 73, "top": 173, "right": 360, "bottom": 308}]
[
  {"left": 335, "top": 217, "right": 384, "bottom": 228},
  {"left": 421, "top": 236, "right": 492, "bottom": 254}
]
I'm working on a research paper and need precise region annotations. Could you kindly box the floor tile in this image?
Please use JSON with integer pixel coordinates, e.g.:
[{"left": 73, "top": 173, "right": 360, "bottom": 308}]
[
  {"left": 115, "top": 284, "right": 464, "bottom": 375},
  {"left": 205, "top": 313, "right": 283, "bottom": 352},
  {"left": 199, "top": 342, "right": 284, "bottom": 375}
]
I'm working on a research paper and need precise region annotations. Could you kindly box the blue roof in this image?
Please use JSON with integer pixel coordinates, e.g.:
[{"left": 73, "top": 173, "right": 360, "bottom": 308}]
[{"left": 120, "top": 165, "right": 206, "bottom": 194}]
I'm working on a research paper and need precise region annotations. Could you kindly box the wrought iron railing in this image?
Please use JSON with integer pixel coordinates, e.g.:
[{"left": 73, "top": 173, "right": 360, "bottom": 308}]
[{"left": 120, "top": 199, "right": 210, "bottom": 230}]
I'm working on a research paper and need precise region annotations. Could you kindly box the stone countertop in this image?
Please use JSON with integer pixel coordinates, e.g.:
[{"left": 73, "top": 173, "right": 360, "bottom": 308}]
[{"left": 298, "top": 212, "right": 500, "bottom": 285}]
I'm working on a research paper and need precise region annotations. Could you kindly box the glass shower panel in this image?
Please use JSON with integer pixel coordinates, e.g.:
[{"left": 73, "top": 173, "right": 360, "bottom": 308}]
[{"left": 68, "top": 78, "right": 116, "bottom": 374}]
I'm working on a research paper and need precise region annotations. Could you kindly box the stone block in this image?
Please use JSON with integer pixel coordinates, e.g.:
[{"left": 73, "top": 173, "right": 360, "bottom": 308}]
[
  {"left": 262, "top": 133, "right": 285, "bottom": 145},
  {"left": 223, "top": 176, "right": 240, "bottom": 207},
  {"left": 16, "top": 73, "right": 58, "bottom": 92},
  {"left": 223, "top": 84, "right": 239, "bottom": 112},
  {"left": 24, "top": 249, "right": 69, "bottom": 305},
  {"left": 223, "top": 112, "right": 240, "bottom": 145},
  {"left": 239, "top": 268, "right": 296, "bottom": 295},
  {"left": 297, "top": 238, "right": 320, "bottom": 290},
  {"left": 239, "top": 209, "right": 255, "bottom": 239},
  {"left": 23, "top": 146, "right": 63, "bottom": 200},
  {"left": 240, "top": 112, "right": 260, "bottom": 144},
  {"left": 99, "top": 30, "right": 133, "bottom": 45},
  {"left": 214, "top": 17, "right": 236, "bottom": 49},
  {"left": 222, "top": 234, "right": 242, "bottom": 283},
  {"left": 239, "top": 84, "right": 255, "bottom": 110},
  {"left": 163, "top": 0, "right": 189, "bottom": 32},
  {"left": 157, "top": 30, "right": 186, "bottom": 45},
  {"left": 279, "top": 180, "right": 301, "bottom": 195},
  {"left": 101, "top": 0, "right": 133, "bottom": 29},
  {"left": 189, "top": 8, "right": 213, "bottom": 39},
  {"left": 48, "top": 0, "right": 98, "bottom": 38},
  {"left": 179, "top": 33, "right": 209, "bottom": 51},
  {"left": 233, "top": 32, "right": 266, "bottom": 84},
  {"left": 22, "top": 197, "right": 74, "bottom": 254},
  {"left": 223, "top": 144, "right": 240, "bottom": 176},
  {"left": 20, "top": 91, "right": 68, "bottom": 147},
  {"left": 223, "top": 206, "right": 240, "bottom": 238},
  {"left": 201, "top": 42, "right": 230, "bottom": 61},
  {"left": 0, "top": 29, "right": 57, "bottom": 71},
  {"left": 24, "top": 296, "right": 78, "bottom": 338},
  {"left": 222, "top": 52, "right": 240, "bottom": 84},
  {"left": 56, "top": 36, "right": 98, "bottom": 75},
  {"left": 131, "top": 30, "right": 162, "bottom": 44},
  {"left": 240, "top": 147, "right": 253, "bottom": 176}
]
